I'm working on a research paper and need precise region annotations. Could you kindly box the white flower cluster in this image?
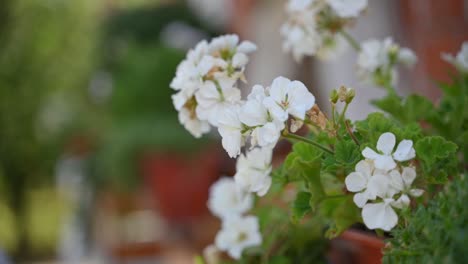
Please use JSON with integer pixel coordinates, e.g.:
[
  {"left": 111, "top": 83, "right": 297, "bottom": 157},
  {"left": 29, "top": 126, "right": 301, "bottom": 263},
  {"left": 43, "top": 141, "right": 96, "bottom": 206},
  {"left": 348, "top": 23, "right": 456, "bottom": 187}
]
[
  {"left": 442, "top": 41, "right": 468, "bottom": 73},
  {"left": 357, "top": 37, "right": 417, "bottom": 86},
  {"left": 218, "top": 76, "right": 315, "bottom": 158},
  {"left": 345, "top": 132, "right": 423, "bottom": 231},
  {"left": 171, "top": 34, "right": 257, "bottom": 138},
  {"left": 207, "top": 177, "right": 261, "bottom": 259},
  {"left": 174, "top": 34, "right": 316, "bottom": 260},
  {"left": 281, "top": 0, "right": 368, "bottom": 61}
]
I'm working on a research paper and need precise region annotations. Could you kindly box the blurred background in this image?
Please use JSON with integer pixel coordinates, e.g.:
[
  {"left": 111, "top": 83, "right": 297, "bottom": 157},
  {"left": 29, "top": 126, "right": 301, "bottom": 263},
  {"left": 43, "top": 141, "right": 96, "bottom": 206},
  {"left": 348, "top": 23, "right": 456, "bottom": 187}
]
[{"left": 0, "top": 0, "right": 466, "bottom": 263}]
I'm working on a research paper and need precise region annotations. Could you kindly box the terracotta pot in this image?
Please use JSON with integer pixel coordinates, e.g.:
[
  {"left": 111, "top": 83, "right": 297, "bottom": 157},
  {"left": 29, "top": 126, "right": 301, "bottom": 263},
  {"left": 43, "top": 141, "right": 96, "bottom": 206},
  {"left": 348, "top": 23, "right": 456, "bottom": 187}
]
[
  {"left": 328, "top": 230, "right": 384, "bottom": 264},
  {"left": 140, "top": 147, "right": 222, "bottom": 223}
]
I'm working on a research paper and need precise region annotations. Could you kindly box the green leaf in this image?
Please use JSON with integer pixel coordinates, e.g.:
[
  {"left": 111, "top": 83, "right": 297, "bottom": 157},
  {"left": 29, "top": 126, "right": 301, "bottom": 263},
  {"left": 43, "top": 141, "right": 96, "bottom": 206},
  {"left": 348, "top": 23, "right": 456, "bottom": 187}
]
[
  {"left": 291, "top": 191, "right": 312, "bottom": 223},
  {"left": 355, "top": 112, "right": 395, "bottom": 144},
  {"left": 317, "top": 195, "right": 360, "bottom": 238},
  {"left": 372, "top": 94, "right": 435, "bottom": 124},
  {"left": 415, "top": 136, "right": 458, "bottom": 184},
  {"left": 334, "top": 140, "right": 360, "bottom": 171}
]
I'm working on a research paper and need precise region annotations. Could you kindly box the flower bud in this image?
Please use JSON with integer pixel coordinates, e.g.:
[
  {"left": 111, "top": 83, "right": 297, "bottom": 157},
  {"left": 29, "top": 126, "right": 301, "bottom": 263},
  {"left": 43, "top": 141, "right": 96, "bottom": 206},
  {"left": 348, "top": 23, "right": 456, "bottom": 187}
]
[
  {"left": 345, "top": 88, "right": 355, "bottom": 104},
  {"left": 330, "top": 89, "right": 339, "bottom": 104}
]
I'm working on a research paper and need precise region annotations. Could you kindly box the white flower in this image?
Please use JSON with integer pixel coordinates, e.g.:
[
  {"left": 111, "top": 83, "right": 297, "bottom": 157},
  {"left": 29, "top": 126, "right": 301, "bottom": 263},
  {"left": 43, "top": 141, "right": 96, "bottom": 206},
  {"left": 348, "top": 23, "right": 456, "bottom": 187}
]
[
  {"left": 178, "top": 108, "right": 210, "bottom": 138},
  {"left": 345, "top": 160, "right": 380, "bottom": 207},
  {"left": 442, "top": 41, "right": 468, "bottom": 72},
  {"left": 170, "top": 40, "right": 209, "bottom": 91},
  {"left": 327, "top": 0, "right": 367, "bottom": 18},
  {"left": 208, "top": 34, "right": 257, "bottom": 71},
  {"left": 207, "top": 177, "right": 253, "bottom": 219},
  {"left": 195, "top": 77, "right": 241, "bottom": 126},
  {"left": 361, "top": 198, "right": 399, "bottom": 231},
  {"left": 280, "top": 18, "right": 321, "bottom": 62},
  {"left": 357, "top": 38, "right": 417, "bottom": 86},
  {"left": 217, "top": 105, "right": 246, "bottom": 158},
  {"left": 398, "top": 48, "right": 417, "bottom": 67},
  {"left": 388, "top": 167, "right": 424, "bottom": 199},
  {"left": 235, "top": 147, "right": 273, "bottom": 196},
  {"left": 240, "top": 85, "right": 285, "bottom": 148},
  {"left": 357, "top": 38, "right": 392, "bottom": 73},
  {"left": 362, "top": 132, "right": 415, "bottom": 171},
  {"left": 215, "top": 215, "right": 262, "bottom": 259},
  {"left": 287, "top": 0, "right": 315, "bottom": 12},
  {"left": 263, "top": 76, "right": 315, "bottom": 122},
  {"left": 360, "top": 173, "right": 401, "bottom": 231}
]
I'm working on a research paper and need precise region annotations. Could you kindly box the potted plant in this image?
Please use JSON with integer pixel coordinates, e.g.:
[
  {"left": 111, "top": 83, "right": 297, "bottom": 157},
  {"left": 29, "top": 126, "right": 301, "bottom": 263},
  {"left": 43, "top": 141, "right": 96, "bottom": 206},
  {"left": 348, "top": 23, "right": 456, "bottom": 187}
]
[{"left": 167, "top": 1, "right": 467, "bottom": 263}]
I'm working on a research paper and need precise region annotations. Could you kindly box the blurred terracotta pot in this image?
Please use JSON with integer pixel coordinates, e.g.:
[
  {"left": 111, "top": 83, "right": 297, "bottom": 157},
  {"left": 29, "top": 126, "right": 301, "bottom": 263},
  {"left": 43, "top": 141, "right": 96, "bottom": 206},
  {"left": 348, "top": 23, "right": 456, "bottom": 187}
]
[
  {"left": 328, "top": 230, "right": 384, "bottom": 264},
  {"left": 140, "top": 147, "right": 222, "bottom": 222}
]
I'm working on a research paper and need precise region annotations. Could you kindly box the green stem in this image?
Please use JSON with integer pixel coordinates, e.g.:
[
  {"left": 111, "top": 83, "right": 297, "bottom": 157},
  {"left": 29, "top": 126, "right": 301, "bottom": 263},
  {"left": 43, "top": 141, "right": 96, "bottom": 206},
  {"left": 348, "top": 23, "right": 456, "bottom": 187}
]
[
  {"left": 340, "top": 30, "right": 361, "bottom": 51},
  {"left": 338, "top": 103, "right": 349, "bottom": 125},
  {"left": 345, "top": 120, "right": 360, "bottom": 146},
  {"left": 283, "top": 133, "right": 334, "bottom": 155}
]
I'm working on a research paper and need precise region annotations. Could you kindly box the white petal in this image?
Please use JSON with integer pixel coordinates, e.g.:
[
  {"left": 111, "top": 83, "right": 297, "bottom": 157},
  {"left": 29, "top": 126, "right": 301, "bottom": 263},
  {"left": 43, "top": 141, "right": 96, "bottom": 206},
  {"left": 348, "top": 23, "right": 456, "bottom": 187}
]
[
  {"left": 401, "top": 167, "right": 417, "bottom": 186},
  {"left": 240, "top": 100, "right": 268, "bottom": 127},
  {"left": 237, "top": 41, "right": 257, "bottom": 54},
  {"left": 345, "top": 172, "right": 367, "bottom": 192},
  {"left": 232, "top": 53, "right": 249, "bottom": 68},
  {"left": 269, "top": 76, "right": 291, "bottom": 102},
  {"left": 353, "top": 192, "right": 369, "bottom": 208},
  {"left": 374, "top": 155, "right": 397, "bottom": 171},
  {"left": 218, "top": 128, "right": 242, "bottom": 158},
  {"left": 377, "top": 132, "right": 396, "bottom": 155},
  {"left": 355, "top": 160, "right": 373, "bottom": 178},
  {"left": 362, "top": 147, "right": 379, "bottom": 159},
  {"left": 392, "top": 194, "right": 410, "bottom": 209},
  {"left": 287, "top": 80, "right": 315, "bottom": 120},
  {"left": 255, "top": 176, "right": 272, "bottom": 196},
  {"left": 263, "top": 97, "right": 289, "bottom": 122},
  {"left": 362, "top": 202, "right": 398, "bottom": 231},
  {"left": 367, "top": 174, "right": 391, "bottom": 198},
  {"left": 409, "top": 188, "right": 424, "bottom": 197},
  {"left": 393, "top": 140, "right": 415, "bottom": 161},
  {"left": 388, "top": 169, "right": 404, "bottom": 192},
  {"left": 256, "top": 123, "right": 281, "bottom": 147}
]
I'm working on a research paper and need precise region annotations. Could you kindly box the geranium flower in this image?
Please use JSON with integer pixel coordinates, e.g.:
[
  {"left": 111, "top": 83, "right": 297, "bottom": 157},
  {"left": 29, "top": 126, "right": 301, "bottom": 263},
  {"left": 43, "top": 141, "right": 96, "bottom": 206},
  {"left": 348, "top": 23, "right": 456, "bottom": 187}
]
[
  {"left": 215, "top": 215, "right": 262, "bottom": 259},
  {"left": 362, "top": 132, "right": 415, "bottom": 171},
  {"left": 361, "top": 174, "right": 401, "bottom": 231},
  {"left": 207, "top": 177, "right": 253, "bottom": 219},
  {"left": 177, "top": 108, "right": 210, "bottom": 138},
  {"left": 234, "top": 147, "right": 273, "bottom": 196},
  {"left": 240, "top": 85, "right": 285, "bottom": 148},
  {"left": 326, "top": 0, "right": 367, "bottom": 18},
  {"left": 217, "top": 105, "right": 246, "bottom": 158},
  {"left": 195, "top": 77, "right": 241, "bottom": 126},
  {"left": 442, "top": 41, "right": 468, "bottom": 72},
  {"left": 263, "top": 76, "right": 315, "bottom": 122},
  {"left": 345, "top": 160, "right": 379, "bottom": 207}
]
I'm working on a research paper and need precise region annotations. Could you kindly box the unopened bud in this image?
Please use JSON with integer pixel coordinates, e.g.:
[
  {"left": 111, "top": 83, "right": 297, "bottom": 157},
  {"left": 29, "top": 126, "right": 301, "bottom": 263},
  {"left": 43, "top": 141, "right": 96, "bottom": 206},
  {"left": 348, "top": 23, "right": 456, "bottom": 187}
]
[
  {"left": 345, "top": 88, "right": 355, "bottom": 104},
  {"left": 330, "top": 89, "right": 339, "bottom": 104},
  {"left": 338, "top": 86, "right": 348, "bottom": 102}
]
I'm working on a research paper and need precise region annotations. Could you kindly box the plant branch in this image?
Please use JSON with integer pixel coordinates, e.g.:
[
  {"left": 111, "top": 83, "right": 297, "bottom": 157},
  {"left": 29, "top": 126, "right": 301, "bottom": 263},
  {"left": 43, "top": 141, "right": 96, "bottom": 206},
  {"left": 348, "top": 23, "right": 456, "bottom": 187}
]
[
  {"left": 345, "top": 120, "right": 360, "bottom": 146},
  {"left": 339, "top": 30, "right": 360, "bottom": 51},
  {"left": 283, "top": 132, "right": 334, "bottom": 155}
]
